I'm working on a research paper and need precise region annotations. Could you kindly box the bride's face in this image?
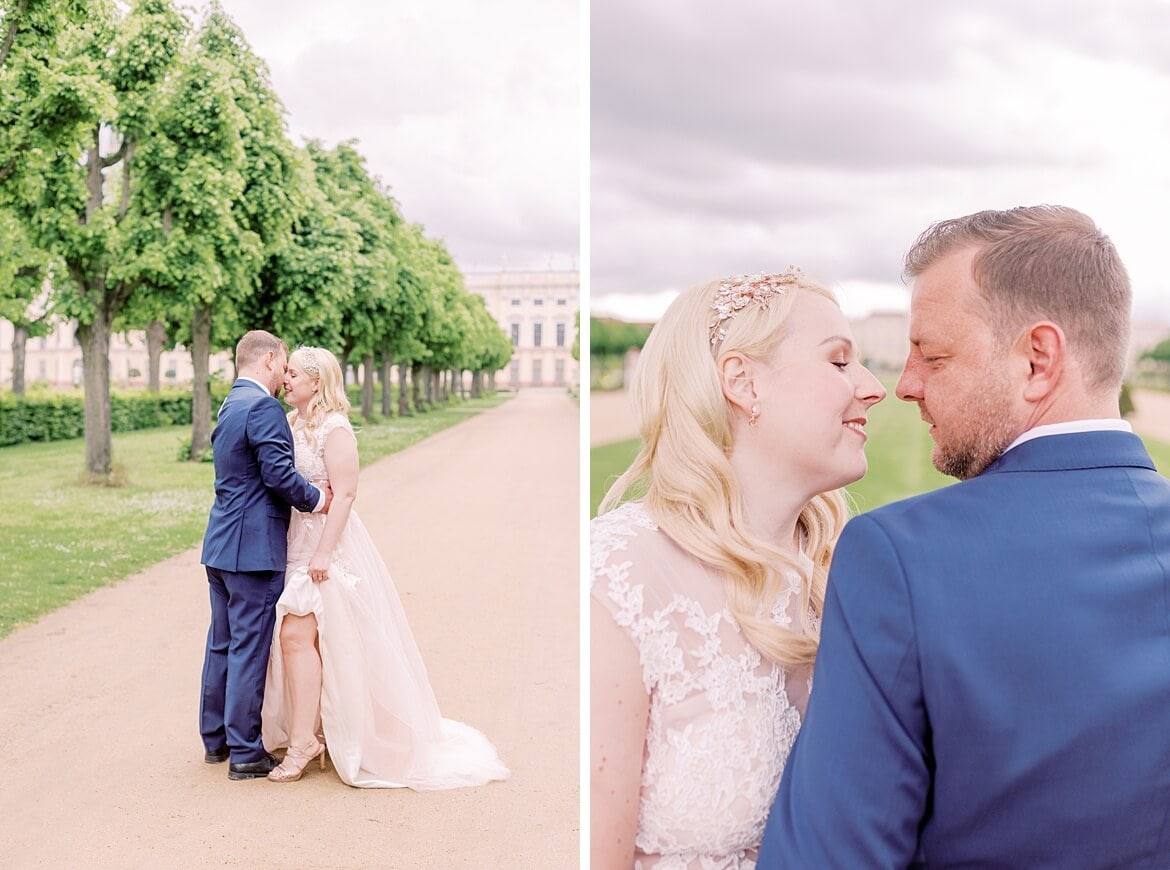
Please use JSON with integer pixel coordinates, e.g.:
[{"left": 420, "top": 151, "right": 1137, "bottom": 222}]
[
  {"left": 750, "top": 293, "right": 887, "bottom": 493},
  {"left": 283, "top": 359, "right": 318, "bottom": 410}
]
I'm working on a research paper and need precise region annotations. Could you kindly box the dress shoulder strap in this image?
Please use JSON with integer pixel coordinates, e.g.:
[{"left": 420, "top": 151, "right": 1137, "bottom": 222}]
[{"left": 318, "top": 412, "right": 355, "bottom": 443}]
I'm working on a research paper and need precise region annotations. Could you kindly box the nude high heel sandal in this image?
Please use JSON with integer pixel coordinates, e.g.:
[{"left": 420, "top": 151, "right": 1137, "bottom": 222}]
[{"left": 267, "top": 738, "right": 326, "bottom": 783}]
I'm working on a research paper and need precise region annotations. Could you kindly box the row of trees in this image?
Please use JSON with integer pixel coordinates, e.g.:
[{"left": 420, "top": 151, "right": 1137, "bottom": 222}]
[
  {"left": 1, "top": 0, "right": 512, "bottom": 474},
  {"left": 590, "top": 316, "right": 650, "bottom": 390}
]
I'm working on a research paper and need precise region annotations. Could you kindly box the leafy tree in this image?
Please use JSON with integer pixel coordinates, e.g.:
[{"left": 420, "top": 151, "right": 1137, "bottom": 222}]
[
  {"left": 590, "top": 316, "right": 651, "bottom": 356},
  {"left": 462, "top": 292, "right": 511, "bottom": 396},
  {"left": 1, "top": 0, "right": 187, "bottom": 475},
  {"left": 243, "top": 146, "right": 360, "bottom": 352},
  {"left": 1119, "top": 381, "right": 1135, "bottom": 418},
  {"left": 1141, "top": 338, "right": 1170, "bottom": 365},
  {"left": 417, "top": 240, "right": 471, "bottom": 405},
  {"left": 0, "top": 0, "right": 92, "bottom": 180},
  {"left": 132, "top": 4, "right": 302, "bottom": 459},
  {"left": 0, "top": 206, "right": 55, "bottom": 394},
  {"left": 305, "top": 141, "right": 405, "bottom": 417},
  {"left": 387, "top": 221, "right": 440, "bottom": 416}
]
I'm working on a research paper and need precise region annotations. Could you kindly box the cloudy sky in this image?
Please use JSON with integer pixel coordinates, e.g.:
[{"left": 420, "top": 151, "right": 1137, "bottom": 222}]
[
  {"left": 591, "top": 0, "right": 1170, "bottom": 325},
  {"left": 202, "top": 0, "right": 580, "bottom": 273}
]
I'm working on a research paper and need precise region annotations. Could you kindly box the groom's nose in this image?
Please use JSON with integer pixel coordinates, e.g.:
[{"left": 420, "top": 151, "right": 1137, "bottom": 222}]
[{"left": 895, "top": 355, "right": 924, "bottom": 403}]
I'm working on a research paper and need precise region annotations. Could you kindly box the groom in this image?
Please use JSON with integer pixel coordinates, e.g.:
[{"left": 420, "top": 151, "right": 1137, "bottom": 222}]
[
  {"left": 199, "top": 330, "right": 329, "bottom": 780},
  {"left": 759, "top": 206, "right": 1170, "bottom": 865}
]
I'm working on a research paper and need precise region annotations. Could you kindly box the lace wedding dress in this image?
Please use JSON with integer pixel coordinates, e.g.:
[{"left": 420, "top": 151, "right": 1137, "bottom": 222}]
[
  {"left": 262, "top": 412, "right": 509, "bottom": 789},
  {"left": 591, "top": 501, "right": 813, "bottom": 869}
]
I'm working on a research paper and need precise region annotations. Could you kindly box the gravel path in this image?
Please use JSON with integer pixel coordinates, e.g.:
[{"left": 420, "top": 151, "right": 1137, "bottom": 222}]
[
  {"left": 589, "top": 389, "right": 636, "bottom": 447},
  {"left": 0, "top": 389, "right": 579, "bottom": 869},
  {"left": 1128, "top": 388, "right": 1170, "bottom": 443}
]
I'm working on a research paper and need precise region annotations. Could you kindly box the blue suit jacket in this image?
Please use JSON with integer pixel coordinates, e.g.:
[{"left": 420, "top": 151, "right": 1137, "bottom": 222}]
[
  {"left": 760, "top": 430, "right": 1170, "bottom": 868},
  {"left": 200, "top": 379, "right": 321, "bottom": 573}
]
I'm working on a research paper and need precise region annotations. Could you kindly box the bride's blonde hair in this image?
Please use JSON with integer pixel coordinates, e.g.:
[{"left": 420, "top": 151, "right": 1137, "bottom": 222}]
[
  {"left": 287, "top": 345, "right": 351, "bottom": 430},
  {"left": 598, "top": 274, "right": 850, "bottom": 667}
]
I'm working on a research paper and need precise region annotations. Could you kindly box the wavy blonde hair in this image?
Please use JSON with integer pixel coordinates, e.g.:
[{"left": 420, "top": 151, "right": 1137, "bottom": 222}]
[
  {"left": 286, "top": 345, "right": 351, "bottom": 431},
  {"left": 598, "top": 275, "right": 851, "bottom": 667}
]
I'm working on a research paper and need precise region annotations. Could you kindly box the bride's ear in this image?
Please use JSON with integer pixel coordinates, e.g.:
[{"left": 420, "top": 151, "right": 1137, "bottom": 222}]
[{"left": 717, "top": 351, "right": 756, "bottom": 418}]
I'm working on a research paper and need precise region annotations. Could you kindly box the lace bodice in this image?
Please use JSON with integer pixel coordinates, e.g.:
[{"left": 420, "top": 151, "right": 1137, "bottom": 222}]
[
  {"left": 591, "top": 501, "right": 812, "bottom": 870},
  {"left": 286, "top": 413, "right": 356, "bottom": 570},
  {"left": 291, "top": 412, "right": 353, "bottom": 487}
]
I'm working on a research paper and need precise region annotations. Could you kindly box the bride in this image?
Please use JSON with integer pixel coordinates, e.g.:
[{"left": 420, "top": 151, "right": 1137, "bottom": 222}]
[
  {"left": 590, "top": 271, "right": 884, "bottom": 866},
  {"left": 261, "top": 345, "right": 509, "bottom": 788}
]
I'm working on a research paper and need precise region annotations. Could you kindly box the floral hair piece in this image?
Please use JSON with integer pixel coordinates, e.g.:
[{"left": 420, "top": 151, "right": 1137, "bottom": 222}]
[
  {"left": 297, "top": 346, "right": 321, "bottom": 376},
  {"left": 709, "top": 268, "right": 802, "bottom": 347}
]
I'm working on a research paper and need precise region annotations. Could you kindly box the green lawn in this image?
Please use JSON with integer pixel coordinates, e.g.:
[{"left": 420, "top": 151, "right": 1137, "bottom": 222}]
[
  {"left": 591, "top": 396, "right": 1170, "bottom": 518},
  {"left": 0, "top": 395, "right": 506, "bottom": 638}
]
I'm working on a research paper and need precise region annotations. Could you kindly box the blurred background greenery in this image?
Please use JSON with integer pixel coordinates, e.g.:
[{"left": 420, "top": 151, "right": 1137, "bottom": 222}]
[{"left": 591, "top": 383, "right": 1170, "bottom": 518}]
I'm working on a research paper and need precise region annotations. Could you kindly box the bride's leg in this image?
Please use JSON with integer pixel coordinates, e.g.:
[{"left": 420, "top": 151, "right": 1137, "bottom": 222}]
[{"left": 278, "top": 613, "right": 321, "bottom": 748}]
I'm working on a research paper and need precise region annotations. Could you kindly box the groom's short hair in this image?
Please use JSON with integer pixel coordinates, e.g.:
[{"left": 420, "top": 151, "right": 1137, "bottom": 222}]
[
  {"left": 903, "top": 205, "right": 1131, "bottom": 392},
  {"left": 235, "top": 330, "right": 287, "bottom": 370}
]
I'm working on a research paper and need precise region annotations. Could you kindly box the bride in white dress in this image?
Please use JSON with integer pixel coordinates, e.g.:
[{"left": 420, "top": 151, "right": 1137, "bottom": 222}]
[
  {"left": 261, "top": 345, "right": 509, "bottom": 789},
  {"left": 590, "top": 271, "right": 885, "bottom": 867}
]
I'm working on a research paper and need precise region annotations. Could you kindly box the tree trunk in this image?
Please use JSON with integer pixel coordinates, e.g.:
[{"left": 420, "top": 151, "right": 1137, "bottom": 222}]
[
  {"left": 423, "top": 365, "right": 435, "bottom": 406},
  {"left": 77, "top": 308, "right": 113, "bottom": 477},
  {"left": 10, "top": 324, "right": 27, "bottom": 396},
  {"left": 188, "top": 303, "right": 213, "bottom": 461},
  {"left": 412, "top": 362, "right": 424, "bottom": 410},
  {"left": 470, "top": 369, "right": 481, "bottom": 398},
  {"left": 398, "top": 362, "right": 412, "bottom": 416},
  {"left": 381, "top": 351, "right": 394, "bottom": 417},
  {"left": 146, "top": 320, "right": 166, "bottom": 392},
  {"left": 361, "top": 353, "right": 375, "bottom": 419},
  {"left": 341, "top": 341, "right": 355, "bottom": 388}
]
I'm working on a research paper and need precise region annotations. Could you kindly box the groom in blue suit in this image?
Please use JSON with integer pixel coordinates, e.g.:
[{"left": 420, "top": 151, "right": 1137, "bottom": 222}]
[
  {"left": 760, "top": 206, "right": 1170, "bottom": 866},
  {"left": 199, "top": 330, "right": 328, "bottom": 780}
]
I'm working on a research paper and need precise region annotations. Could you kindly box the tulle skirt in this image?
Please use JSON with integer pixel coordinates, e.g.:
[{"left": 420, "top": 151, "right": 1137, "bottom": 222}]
[{"left": 262, "top": 509, "right": 510, "bottom": 789}]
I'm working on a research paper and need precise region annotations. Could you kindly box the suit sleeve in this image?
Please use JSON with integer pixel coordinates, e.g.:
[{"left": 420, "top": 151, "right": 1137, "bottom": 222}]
[
  {"left": 246, "top": 399, "right": 322, "bottom": 513},
  {"left": 758, "top": 513, "right": 929, "bottom": 868}
]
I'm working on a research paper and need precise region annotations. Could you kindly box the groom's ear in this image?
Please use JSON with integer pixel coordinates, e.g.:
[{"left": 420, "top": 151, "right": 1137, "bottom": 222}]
[
  {"left": 717, "top": 351, "right": 757, "bottom": 417},
  {"left": 1020, "top": 321, "right": 1065, "bottom": 403}
]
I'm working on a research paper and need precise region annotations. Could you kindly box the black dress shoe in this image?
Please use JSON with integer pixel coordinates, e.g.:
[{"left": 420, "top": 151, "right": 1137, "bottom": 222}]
[
  {"left": 228, "top": 753, "right": 280, "bottom": 780},
  {"left": 204, "top": 746, "right": 230, "bottom": 764}
]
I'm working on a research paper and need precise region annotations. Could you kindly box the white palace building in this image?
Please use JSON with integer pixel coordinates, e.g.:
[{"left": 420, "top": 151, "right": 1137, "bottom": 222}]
[
  {"left": 464, "top": 268, "right": 579, "bottom": 389},
  {"left": 0, "top": 269, "right": 580, "bottom": 391}
]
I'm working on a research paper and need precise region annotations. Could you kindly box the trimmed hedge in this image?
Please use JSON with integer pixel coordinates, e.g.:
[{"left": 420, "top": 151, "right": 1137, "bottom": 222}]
[{"left": 0, "top": 384, "right": 232, "bottom": 447}]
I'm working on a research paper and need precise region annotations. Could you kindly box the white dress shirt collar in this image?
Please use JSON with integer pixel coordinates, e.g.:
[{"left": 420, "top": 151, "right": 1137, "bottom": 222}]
[
  {"left": 1004, "top": 418, "right": 1133, "bottom": 454},
  {"left": 238, "top": 376, "right": 272, "bottom": 395}
]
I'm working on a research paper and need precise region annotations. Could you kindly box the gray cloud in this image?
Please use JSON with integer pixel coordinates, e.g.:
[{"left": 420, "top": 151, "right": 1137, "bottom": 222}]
[
  {"left": 208, "top": 0, "right": 579, "bottom": 273},
  {"left": 591, "top": 0, "right": 1170, "bottom": 319}
]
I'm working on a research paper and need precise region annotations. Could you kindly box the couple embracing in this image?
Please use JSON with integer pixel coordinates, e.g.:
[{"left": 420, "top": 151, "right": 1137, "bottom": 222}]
[
  {"left": 591, "top": 205, "right": 1170, "bottom": 867},
  {"left": 198, "top": 330, "right": 509, "bottom": 788}
]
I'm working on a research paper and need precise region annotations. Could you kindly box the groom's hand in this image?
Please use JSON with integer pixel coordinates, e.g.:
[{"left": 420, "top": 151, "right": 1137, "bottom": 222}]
[{"left": 321, "top": 484, "right": 334, "bottom": 513}]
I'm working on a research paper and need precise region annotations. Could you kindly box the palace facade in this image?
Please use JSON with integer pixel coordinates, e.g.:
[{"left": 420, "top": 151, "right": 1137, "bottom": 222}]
[
  {"left": 0, "top": 268, "right": 580, "bottom": 390},
  {"left": 465, "top": 268, "right": 580, "bottom": 389}
]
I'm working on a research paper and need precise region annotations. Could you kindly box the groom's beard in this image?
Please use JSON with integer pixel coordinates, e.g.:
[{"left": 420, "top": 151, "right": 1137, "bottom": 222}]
[{"left": 931, "top": 369, "right": 1018, "bottom": 481}]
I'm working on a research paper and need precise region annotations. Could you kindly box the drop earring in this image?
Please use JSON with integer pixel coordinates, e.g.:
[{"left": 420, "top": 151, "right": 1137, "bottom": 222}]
[{"left": 748, "top": 404, "right": 759, "bottom": 427}]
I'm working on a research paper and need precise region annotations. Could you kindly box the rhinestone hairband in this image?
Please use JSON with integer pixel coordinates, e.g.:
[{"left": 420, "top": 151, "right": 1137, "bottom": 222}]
[
  {"left": 708, "top": 268, "right": 802, "bottom": 347},
  {"left": 297, "top": 346, "right": 321, "bottom": 376}
]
